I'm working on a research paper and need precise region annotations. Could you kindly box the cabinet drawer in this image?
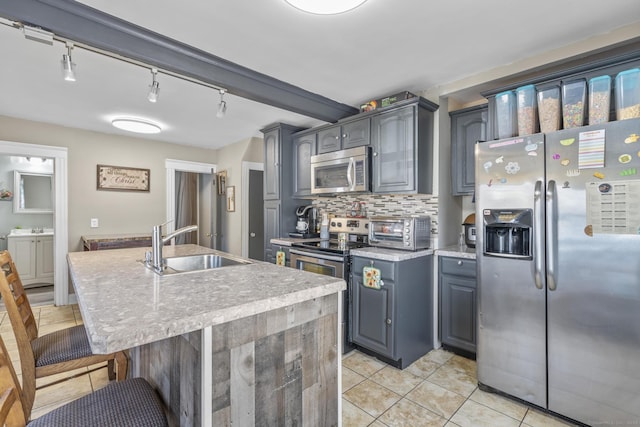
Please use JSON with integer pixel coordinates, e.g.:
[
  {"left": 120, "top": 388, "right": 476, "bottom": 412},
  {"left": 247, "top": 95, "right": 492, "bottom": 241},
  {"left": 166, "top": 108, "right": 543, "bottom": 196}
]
[
  {"left": 352, "top": 256, "right": 394, "bottom": 280},
  {"left": 440, "top": 257, "right": 476, "bottom": 278}
]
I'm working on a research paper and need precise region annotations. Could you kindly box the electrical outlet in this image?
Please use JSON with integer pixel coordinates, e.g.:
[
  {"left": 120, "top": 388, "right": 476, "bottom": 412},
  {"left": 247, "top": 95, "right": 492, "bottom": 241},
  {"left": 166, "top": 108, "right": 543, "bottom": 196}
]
[{"left": 90, "top": 218, "right": 99, "bottom": 228}]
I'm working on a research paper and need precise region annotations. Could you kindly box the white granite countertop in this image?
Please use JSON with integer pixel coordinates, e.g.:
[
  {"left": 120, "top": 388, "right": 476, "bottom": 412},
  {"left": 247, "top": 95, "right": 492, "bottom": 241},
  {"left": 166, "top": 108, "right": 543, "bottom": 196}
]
[
  {"left": 350, "top": 247, "right": 434, "bottom": 262},
  {"left": 67, "top": 245, "right": 345, "bottom": 354},
  {"left": 435, "top": 245, "right": 477, "bottom": 260}
]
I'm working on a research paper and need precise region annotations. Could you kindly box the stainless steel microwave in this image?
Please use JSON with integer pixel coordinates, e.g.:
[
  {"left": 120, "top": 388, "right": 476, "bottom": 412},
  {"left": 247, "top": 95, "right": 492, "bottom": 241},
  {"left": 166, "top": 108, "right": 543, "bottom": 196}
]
[
  {"left": 369, "top": 216, "right": 431, "bottom": 251},
  {"left": 310, "top": 146, "right": 371, "bottom": 195}
]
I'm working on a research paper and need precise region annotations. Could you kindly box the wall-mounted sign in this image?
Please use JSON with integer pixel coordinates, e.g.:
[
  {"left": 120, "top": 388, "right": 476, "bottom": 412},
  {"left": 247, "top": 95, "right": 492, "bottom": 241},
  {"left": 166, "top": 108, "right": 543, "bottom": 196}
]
[{"left": 97, "top": 164, "right": 150, "bottom": 192}]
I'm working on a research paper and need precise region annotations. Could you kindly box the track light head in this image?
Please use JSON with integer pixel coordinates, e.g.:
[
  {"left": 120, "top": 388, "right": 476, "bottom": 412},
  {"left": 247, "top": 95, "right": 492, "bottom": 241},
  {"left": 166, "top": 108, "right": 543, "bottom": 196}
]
[
  {"left": 61, "top": 43, "right": 76, "bottom": 82},
  {"left": 217, "top": 89, "right": 227, "bottom": 118},
  {"left": 148, "top": 68, "right": 160, "bottom": 103}
]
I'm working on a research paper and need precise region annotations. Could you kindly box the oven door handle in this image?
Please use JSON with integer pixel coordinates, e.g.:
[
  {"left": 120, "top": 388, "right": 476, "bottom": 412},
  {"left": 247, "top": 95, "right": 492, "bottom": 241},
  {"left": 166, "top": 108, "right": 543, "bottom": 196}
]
[{"left": 289, "top": 248, "right": 345, "bottom": 263}]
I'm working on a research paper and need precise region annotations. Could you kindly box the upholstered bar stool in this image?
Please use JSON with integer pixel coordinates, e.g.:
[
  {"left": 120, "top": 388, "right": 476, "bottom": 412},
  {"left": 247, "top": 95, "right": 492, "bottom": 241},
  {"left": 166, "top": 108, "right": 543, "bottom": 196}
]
[
  {"left": 0, "top": 250, "right": 128, "bottom": 416},
  {"left": 0, "top": 333, "right": 168, "bottom": 426}
]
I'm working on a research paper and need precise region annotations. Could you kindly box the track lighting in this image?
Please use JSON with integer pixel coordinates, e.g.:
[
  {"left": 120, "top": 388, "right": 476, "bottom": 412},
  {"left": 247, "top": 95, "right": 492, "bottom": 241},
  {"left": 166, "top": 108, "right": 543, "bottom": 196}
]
[
  {"left": 61, "top": 42, "right": 76, "bottom": 82},
  {"left": 148, "top": 68, "right": 160, "bottom": 103},
  {"left": 217, "top": 89, "right": 227, "bottom": 118}
]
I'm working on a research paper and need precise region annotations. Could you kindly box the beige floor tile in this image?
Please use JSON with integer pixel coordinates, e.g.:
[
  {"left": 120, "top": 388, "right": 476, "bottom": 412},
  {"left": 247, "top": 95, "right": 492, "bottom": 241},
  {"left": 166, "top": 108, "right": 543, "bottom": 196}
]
[
  {"left": 405, "top": 355, "right": 441, "bottom": 379},
  {"left": 422, "top": 348, "right": 454, "bottom": 365},
  {"left": 405, "top": 380, "right": 466, "bottom": 419},
  {"left": 38, "top": 320, "right": 78, "bottom": 336},
  {"left": 343, "top": 379, "right": 401, "bottom": 418},
  {"left": 369, "top": 422, "right": 388, "bottom": 427},
  {"left": 427, "top": 364, "right": 477, "bottom": 397},
  {"left": 522, "top": 409, "right": 579, "bottom": 427},
  {"left": 33, "top": 374, "right": 93, "bottom": 409},
  {"left": 370, "top": 365, "right": 424, "bottom": 396},
  {"left": 445, "top": 355, "right": 477, "bottom": 378},
  {"left": 36, "top": 367, "right": 89, "bottom": 387},
  {"left": 342, "top": 367, "right": 366, "bottom": 392},
  {"left": 342, "top": 350, "right": 386, "bottom": 378},
  {"left": 469, "top": 388, "right": 527, "bottom": 421},
  {"left": 38, "top": 308, "right": 76, "bottom": 326},
  {"left": 378, "top": 398, "right": 447, "bottom": 427},
  {"left": 449, "top": 400, "right": 520, "bottom": 427},
  {"left": 342, "top": 398, "right": 375, "bottom": 427},
  {"left": 444, "top": 422, "right": 462, "bottom": 427}
]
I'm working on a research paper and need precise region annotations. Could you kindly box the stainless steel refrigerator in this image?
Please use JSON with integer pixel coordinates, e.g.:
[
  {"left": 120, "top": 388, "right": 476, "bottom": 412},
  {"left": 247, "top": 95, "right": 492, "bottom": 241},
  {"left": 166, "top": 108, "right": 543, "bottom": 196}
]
[{"left": 475, "top": 117, "right": 640, "bottom": 425}]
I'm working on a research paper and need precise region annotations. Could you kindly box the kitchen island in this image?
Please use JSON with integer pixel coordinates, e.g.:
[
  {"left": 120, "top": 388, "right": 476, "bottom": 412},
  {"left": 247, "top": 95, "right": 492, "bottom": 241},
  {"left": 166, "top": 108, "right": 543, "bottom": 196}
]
[{"left": 67, "top": 244, "right": 345, "bottom": 427}]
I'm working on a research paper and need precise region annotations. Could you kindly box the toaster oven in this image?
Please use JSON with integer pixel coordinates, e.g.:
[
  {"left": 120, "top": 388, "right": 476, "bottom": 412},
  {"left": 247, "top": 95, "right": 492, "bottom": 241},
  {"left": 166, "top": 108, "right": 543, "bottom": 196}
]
[{"left": 368, "top": 216, "right": 431, "bottom": 251}]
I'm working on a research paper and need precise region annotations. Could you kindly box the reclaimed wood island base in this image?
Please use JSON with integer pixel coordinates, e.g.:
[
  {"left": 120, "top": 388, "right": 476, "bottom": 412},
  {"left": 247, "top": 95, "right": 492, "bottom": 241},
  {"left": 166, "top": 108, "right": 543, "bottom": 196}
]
[{"left": 67, "top": 245, "right": 344, "bottom": 427}]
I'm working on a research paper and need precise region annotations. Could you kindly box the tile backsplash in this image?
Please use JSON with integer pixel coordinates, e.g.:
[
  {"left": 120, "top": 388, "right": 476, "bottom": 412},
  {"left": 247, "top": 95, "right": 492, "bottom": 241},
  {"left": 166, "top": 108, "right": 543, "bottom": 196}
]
[{"left": 310, "top": 194, "right": 439, "bottom": 235}]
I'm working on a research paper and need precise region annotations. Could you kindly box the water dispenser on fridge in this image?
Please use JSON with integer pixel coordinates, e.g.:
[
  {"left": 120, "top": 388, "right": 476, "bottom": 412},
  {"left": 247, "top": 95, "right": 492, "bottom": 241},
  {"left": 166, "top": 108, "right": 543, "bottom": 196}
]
[{"left": 483, "top": 209, "right": 532, "bottom": 259}]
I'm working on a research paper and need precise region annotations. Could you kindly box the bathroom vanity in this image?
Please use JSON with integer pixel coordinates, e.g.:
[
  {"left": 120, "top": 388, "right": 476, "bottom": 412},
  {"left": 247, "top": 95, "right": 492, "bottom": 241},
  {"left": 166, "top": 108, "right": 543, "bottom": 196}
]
[
  {"left": 67, "top": 244, "right": 344, "bottom": 427},
  {"left": 7, "top": 228, "right": 54, "bottom": 287}
]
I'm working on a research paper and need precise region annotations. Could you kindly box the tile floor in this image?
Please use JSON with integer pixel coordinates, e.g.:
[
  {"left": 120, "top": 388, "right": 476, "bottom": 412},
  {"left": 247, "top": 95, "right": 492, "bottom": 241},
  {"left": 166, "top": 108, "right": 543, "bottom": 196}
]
[
  {"left": 342, "top": 349, "right": 578, "bottom": 427},
  {"left": 1, "top": 304, "right": 578, "bottom": 426}
]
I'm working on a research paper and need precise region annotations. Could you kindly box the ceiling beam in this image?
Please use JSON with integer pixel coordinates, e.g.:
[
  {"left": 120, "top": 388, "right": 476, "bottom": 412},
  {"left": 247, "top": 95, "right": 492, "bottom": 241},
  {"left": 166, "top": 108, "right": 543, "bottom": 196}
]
[{"left": 0, "top": 0, "right": 359, "bottom": 123}]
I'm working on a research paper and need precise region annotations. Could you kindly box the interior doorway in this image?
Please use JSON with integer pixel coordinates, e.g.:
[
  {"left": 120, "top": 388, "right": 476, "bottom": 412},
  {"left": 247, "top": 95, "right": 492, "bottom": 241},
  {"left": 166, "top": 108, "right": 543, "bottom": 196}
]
[
  {"left": 242, "top": 161, "right": 264, "bottom": 259},
  {"left": 0, "top": 140, "right": 69, "bottom": 306},
  {"left": 165, "top": 159, "right": 218, "bottom": 247}
]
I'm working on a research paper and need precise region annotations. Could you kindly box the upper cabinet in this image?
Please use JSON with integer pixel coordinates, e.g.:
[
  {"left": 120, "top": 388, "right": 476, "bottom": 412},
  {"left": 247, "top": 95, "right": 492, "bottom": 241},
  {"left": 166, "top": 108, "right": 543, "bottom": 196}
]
[
  {"left": 292, "top": 132, "right": 316, "bottom": 198},
  {"left": 371, "top": 98, "right": 437, "bottom": 194},
  {"left": 263, "top": 127, "right": 281, "bottom": 201},
  {"left": 317, "top": 117, "right": 370, "bottom": 154},
  {"left": 450, "top": 105, "right": 488, "bottom": 196}
]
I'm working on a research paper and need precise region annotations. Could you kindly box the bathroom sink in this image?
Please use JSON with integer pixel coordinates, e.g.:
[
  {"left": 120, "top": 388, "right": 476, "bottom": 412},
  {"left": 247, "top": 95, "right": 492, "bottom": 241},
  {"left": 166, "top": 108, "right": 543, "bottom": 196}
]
[
  {"left": 147, "top": 253, "right": 251, "bottom": 275},
  {"left": 9, "top": 228, "right": 54, "bottom": 236}
]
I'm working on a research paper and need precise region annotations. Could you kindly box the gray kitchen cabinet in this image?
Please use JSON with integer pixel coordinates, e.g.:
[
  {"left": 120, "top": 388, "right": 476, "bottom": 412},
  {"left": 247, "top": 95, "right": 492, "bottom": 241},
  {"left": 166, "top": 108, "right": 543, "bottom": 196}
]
[
  {"left": 450, "top": 105, "right": 487, "bottom": 196},
  {"left": 316, "top": 117, "right": 370, "bottom": 154},
  {"left": 292, "top": 132, "right": 316, "bottom": 198},
  {"left": 439, "top": 256, "right": 477, "bottom": 356},
  {"left": 371, "top": 98, "right": 437, "bottom": 194},
  {"left": 261, "top": 123, "right": 305, "bottom": 262},
  {"left": 351, "top": 254, "right": 433, "bottom": 369}
]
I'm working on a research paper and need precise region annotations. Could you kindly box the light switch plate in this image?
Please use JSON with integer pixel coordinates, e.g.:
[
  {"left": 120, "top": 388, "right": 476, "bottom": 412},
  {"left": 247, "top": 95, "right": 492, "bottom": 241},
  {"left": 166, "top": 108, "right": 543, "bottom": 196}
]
[{"left": 90, "top": 218, "right": 99, "bottom": 228}]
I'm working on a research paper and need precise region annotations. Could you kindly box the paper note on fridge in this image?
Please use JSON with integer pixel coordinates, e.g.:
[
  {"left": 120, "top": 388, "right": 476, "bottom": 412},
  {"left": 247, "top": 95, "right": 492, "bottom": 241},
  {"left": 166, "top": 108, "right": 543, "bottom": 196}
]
[
  {"left": 586, "top": 180, "right": 640, "bottom": 235},
  {"left": 578, "top": 129, "right": 606, "bottom": 169}
]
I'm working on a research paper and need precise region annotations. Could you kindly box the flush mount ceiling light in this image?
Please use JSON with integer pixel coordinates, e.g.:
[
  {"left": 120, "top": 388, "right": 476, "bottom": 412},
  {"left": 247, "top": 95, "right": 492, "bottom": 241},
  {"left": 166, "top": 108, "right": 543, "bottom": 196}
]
[
  {"left": 284, "top": 0, "right": 368, "bottom": 14},
  {"left": 61, "top": 42, "right": 76, "bottom": 82},
  {"left": 111, "top": 117, "right": 162, "bottom": 134},
  {"left": 147, "top": 68, "right": 160, "bottom": 103},
  {"left": 216, "top": 89, "right": 227, "bottom": 118}
]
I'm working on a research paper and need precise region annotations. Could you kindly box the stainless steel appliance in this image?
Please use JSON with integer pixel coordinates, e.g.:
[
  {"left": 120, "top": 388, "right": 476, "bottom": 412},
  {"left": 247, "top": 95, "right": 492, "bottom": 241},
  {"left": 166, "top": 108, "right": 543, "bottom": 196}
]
[
  {"left": 462, "top": 213, "right": 476, "bottom": 248},
  {"left": 290, "top": 205, "right": 319, "bottom": 238},
  {"left": 368, "top": 216, "right": 430, "bottom": 251},
  {"left": 290, "top": 217, "right": 370, "bottom": 353},
  {"left": 310, "top": 146, "right": 371, "bottom": 194},
  {"left": 476, "top": 118, "right": 640, "bottom": 425}
]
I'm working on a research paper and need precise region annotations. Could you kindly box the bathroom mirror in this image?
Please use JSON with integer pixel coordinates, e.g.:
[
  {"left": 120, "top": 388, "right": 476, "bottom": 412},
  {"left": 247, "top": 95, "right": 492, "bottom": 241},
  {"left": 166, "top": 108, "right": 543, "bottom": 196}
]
[{"left": 13, "top": 170, "right": 53, "bottom": 214}]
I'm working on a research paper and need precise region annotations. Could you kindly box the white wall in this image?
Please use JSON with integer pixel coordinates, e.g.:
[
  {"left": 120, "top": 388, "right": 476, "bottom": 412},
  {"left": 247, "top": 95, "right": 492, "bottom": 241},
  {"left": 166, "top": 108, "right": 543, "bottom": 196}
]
[{"left": 0, "top": 115, "right": 218, "bottom": 252}]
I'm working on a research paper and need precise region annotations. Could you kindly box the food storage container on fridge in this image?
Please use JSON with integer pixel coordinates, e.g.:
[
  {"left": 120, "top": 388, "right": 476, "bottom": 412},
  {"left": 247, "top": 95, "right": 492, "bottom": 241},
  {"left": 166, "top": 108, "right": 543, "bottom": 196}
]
[
  {"left": 537, "top": 85, "right": 561, "bottom": 133},
  {"left": 516, "top": 85, "right": 537, "bottom": 136},
  {"left": 615, "top": 68, "right": 640, "bottom": 120},
  {"left": 562, "top": 79, "right": 586, "bottom": 128},
  {"left": 495, "top": 90, "right": 517, "bottom": 139},
  {"left": 588, "top": 75, "right": 611, "bottom": 125}
]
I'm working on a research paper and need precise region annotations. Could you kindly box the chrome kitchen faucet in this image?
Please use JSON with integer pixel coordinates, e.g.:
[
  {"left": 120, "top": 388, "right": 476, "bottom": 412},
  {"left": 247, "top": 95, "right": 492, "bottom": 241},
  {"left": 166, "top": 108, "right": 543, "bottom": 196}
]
[{"left": 147, "top": 222, "right": 198, "bottom": 273}]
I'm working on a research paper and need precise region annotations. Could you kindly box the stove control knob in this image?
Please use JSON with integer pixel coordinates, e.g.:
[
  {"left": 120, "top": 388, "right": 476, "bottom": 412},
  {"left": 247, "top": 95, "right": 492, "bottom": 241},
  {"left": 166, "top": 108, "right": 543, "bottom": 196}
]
[
  {"left": 337, "top": 222, "right": 342, "bottom": 227},
  {"left": 405, "top": 228, "right": 410, "bottom": 233},
  {"left": 331, "top": 221, "right": 336, "bottom": 226},
  {"left": 405, "top": 241, "right": 410, "bottom": 246}
]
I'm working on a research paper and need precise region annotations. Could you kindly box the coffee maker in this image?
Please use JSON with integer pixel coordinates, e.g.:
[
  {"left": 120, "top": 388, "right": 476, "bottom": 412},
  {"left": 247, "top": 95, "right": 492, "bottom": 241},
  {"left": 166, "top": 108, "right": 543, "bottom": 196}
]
[{"left": 289, "top": 205, "right": 320, "bottom": 238}]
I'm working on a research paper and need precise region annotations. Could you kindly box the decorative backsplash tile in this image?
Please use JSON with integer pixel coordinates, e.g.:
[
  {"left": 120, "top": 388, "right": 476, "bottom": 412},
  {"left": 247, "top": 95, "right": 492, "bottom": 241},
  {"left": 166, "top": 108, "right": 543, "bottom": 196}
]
[{"left": 310, "top": 194, "right": 439, "bottom": 235}]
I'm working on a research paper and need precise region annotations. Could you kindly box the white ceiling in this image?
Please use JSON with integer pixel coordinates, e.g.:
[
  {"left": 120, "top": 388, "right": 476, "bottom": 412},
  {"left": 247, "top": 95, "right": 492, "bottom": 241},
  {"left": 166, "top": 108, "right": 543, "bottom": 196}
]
[{"left": 1, "top": 0, "right": 639, "bottom": 149}]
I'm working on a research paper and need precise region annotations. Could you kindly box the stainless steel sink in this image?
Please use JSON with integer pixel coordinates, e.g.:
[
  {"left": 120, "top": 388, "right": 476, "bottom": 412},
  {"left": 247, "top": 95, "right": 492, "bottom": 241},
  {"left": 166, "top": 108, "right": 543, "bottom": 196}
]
[{"left": 145, "top": 253, "right": 251, "bottom": 275}]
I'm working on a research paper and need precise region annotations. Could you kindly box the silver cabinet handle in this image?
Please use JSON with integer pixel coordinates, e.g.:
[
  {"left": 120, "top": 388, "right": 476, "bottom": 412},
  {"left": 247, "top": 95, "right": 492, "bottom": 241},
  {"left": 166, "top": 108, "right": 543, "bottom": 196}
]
[
  {"left": 347, "top": 157, "right": 354, "bottom": 190},
  {"left": 250, "top": 232, "right": 256, "bottom": 238},
  {"left": 457, "top": 260, "right": 463, "bottom": 266},
  {"left": 373, "top": 151, "right": 378, "bottom": 157},
  {"left": 386, "top": 319, "right": 391, "bottom": 325}
]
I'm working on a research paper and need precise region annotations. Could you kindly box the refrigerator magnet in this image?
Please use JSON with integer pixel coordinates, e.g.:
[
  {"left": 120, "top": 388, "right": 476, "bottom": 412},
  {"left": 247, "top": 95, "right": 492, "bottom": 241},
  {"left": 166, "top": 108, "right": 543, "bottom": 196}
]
[
  {"left": 593, "top": 171, "right": 605, "bottom": 179},
  {"left": 624, "top": 134, "right": 639, "bottom": 143},
  {"left": 618, "top": 154, "right": 632, "bottom": 164},
  {"left": 561, "top": 159, "right": 570, "bottom": 166},
  {"left": 620, "top": 168, "right": 637, "bottom": 176},
  {"left": 553, "top": 153, "right": 561, "bottom": 160}
]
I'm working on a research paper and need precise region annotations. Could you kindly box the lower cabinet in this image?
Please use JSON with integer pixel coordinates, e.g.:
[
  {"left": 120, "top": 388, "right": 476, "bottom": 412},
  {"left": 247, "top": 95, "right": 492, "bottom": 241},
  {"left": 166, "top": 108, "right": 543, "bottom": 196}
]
[
  {"left": 7, "top": 235, "right": 54, "bottom": 287},
  {"left": 351, "top": 254, "right": 433, "bottom": 369},
  {"left": 439, "top": 256, "right": 477, "bottom": 356}
]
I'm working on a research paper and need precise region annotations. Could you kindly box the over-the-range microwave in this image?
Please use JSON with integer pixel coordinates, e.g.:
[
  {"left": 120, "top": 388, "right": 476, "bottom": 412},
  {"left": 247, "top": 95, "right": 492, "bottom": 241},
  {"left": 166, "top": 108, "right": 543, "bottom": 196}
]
[{"left": 310, "top": 146, "right": 371, "bottom": 195}]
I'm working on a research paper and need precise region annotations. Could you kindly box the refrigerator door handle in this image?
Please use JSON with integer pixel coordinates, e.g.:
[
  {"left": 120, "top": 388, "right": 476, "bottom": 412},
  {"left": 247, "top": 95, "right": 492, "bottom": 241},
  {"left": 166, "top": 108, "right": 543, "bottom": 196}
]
[
  {"left": 533, "top": 180, "right": 544, "bottom": 290},
  {"left": 546, "top": 180, "right": 558, "bottom": 291}
]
